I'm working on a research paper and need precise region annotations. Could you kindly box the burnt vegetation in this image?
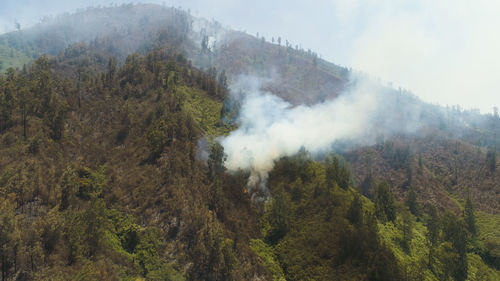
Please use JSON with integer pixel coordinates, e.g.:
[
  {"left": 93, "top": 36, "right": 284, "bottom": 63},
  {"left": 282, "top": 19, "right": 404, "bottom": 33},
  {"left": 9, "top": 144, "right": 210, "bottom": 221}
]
[
  {"left": 0, "top": 3, "right": 499, "bottom": 281},
  {"left": 0, "top": 45, "right": 264, "bottom": 280}
]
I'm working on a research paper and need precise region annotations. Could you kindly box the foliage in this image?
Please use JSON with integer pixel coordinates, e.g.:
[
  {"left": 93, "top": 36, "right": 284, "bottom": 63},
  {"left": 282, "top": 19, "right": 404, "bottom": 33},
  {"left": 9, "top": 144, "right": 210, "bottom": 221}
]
[
  {"left": 250, "top": 239, "right": 286, "bottom": 281},
  {"left": 0, "top": 46, "right": 261, "bottom": 280},
  {"left": 464, "top": 198, "right": 477, "bottom": 237},
  {"left": 0, "top": 5, "right": 499, "bottom": 280},
  {"left": 0, "top": 40, "right": 34, "bottom": 72},
  {"left": 476, "top": 211, "right": 500, "bottom": 270},
  {"left": 440, "top": 212, "right": 468, "bottom": 281},
  {"left": 375, "top": 181, "right": 397, "bottom": 223},
  {"left": 406, "top": 187, "right": 419, "bottom": 215},
  {"left": 486, "top": 147, "right": 496, "bottom": 172},
  {"left": 379, "top": 141, "right": 412, "bottom": 170},
  {"left": 260, "top": 155, "right": 403, "bottom": 281}
]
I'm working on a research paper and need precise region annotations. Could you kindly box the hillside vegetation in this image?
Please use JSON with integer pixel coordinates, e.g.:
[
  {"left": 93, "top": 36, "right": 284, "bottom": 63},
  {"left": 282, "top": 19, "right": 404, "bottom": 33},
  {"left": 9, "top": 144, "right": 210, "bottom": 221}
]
[
  {"left": 0, "top": 3, "right": 499, "bottom": 281},
  {"left": 0, "top": 4, "right": 349, "bottom": 106},
  {"left": 0, "top": 46, "right": 269, "bottom": 280}
]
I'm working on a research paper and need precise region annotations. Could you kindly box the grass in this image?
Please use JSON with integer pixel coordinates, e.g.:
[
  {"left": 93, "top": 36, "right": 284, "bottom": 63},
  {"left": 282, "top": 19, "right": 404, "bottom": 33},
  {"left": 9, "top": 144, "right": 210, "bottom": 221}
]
[
  {"left": 0, "top": 43, "right": 33, "bottom": 72},
  {"left": 475, "top": 211, "right": 500, "bottom": 273},
  {"left": 179, "top": 86, "right": 235, "bottom": 139},
  {"left": 250, "top": 239, "right": 286, "bottom": 281},
  {"left": 378, "top": 217, "right": 437, "bottom": 281},
  {"left": 467, "top": 253, "right": 500, "bottom": 281},
  {"left": 377, "top": 209, "right": 500, "bottom": 281},
  {"left": 476, "top": 211, "right": 500, "bottom": 248}
]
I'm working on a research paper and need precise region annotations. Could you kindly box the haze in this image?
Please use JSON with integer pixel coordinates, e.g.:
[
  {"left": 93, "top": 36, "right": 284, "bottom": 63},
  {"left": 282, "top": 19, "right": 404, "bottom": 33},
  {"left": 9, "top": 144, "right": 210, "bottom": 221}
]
[{"left": 1, "top": 0, "right": 499, "bottom": 113}]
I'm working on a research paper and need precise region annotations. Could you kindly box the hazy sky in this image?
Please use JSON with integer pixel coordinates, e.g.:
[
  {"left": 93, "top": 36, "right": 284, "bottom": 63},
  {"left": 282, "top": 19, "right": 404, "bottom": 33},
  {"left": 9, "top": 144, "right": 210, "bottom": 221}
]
[{"left": 1, "top": 0, "right": 499, "bottom": 113}]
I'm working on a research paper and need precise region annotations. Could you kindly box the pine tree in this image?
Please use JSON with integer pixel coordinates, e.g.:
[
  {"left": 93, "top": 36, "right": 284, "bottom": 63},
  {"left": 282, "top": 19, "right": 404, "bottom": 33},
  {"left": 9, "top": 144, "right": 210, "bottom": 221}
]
[
  {"left": 426, "top": 205, "right": 439, "bottom": 269},
  {"left": 464, "top": 198, "right": 477, "bottom": 237},
  {"left": 406, "top": 187, "right": 419, "bottom": 215},
  {"left": 401, "top": 210, "right": 414, "bottom": 253},
  {"left": 486, "top": 147, "right": 496, "bottom": 172},
  {"left": 347, "top": 193, "right": 363, "bottom": 225},
  {"left": 208, "top": 142, "right": 226, "bottom": 180},
  {"left": 441, "top": 212, "right": 468, "bottom": 281},
  {"left": 375, "top": 181, "right": 396, "bottom": 222}
]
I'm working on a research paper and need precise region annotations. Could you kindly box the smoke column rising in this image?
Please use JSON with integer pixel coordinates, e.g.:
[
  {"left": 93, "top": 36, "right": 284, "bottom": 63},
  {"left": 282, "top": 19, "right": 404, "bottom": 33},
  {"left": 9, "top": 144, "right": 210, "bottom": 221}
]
[{"left": 220, "top": 76, "right": 378, "bottom": 194}]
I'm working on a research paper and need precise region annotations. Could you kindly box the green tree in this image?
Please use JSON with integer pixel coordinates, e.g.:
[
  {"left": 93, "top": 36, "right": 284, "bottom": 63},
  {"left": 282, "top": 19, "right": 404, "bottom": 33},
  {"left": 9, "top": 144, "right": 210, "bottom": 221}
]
[
  {"left": 435, "top": 242, "right": 458, "bottom": 281},
  {"left": 188, "top": 211, "right": 236, "bottom": 281},
  {"left": 208, "top": 142, "right": 226, "bottom": 180},
  {"left": 60, "top": 166, "right": 79, "bottom": 211},
  {"left": 0, "top": 196, "right": 20, "bottom": 281},
  {"left": 441, "top": 211, "right": 468, "bottom": 281},
  {"left": 76, "top": 167, "right": 106, "bottom": 200},
  {"left": 463, "top": 198, "right": 477, "bottom": 238},
  {"left": 105, "top": 57, "right": 118, "bottom": 84},
  {"left": 4, "top": 69, "right": 33, "bottom": 139},
  {"left": 426, "top": 205, "right": 440, "bottom": 269},
  {"left": 266, "top": 190, "right": 291, "bottom": 245},
  {"left": 30, "top": 56, "right": 54, "bottom": 116},
  {"left": 0, "top": 71, "right": 15, "bottom": 132},
  {"left": 401, "top": 210, "right": 414, "bottom": 253},
  {"left": 44, "top": 97, "right": 67, "bottom": 140},
  {"left": 85, "top": 198, "right": 108, "bottom": 256},
  {"left": 134, "top": 228, "right": 184, "bottom": 280},
  {"left": 216, "top": 70, "right": 228, "bottom": 100},
  {"left": 486, "top": 147, "right": 496, "bottom": 172},
  {"left": 406, "top": 187, "right": 419, "bottom": 215},
  {"left": 347, "top": 193, "right": 363, "bottom": 225},
  {"left": 27, "top": 55, "right": 68, "bottom": 140},
  {"left": 375, "top": 181, "right": 396, "bottom": 223},
  {"left": 325, "top": 156, "right": 350, "bottom": 190},
  {"left": 360, "top": 173, "right": 375, "bottom": 199},
  {"left": 147, "top": 119, "right": 167, "bottom": 160},
  {"left": 18, "top": 84, "right": 31, "bottom": 139}
]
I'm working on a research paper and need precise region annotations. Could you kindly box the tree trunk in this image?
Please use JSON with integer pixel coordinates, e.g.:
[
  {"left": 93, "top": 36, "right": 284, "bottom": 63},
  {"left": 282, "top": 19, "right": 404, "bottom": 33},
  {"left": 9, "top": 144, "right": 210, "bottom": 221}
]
[
  {"left": 22, "top": 105, "right": 27, "bottom": 139},
  {"left": 2, "top": 253, "right": 6, "bottom": 281},
  {"left": 13, "top": 245, "right": 17, "bottom": 273},
  {"left": 30, "top": 252, "right": 34, "bottom": 272}
]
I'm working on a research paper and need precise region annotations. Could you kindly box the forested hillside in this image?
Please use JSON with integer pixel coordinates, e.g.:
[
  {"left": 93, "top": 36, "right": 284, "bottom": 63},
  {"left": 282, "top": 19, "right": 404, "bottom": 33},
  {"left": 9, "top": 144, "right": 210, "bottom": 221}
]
[
  {"left": 0, "top": 3, "right": 499, "bottom": 281},
  {"left": 0, "top": 46, "right": 267, "bottom": 280},
  {"left": 0, "top": 4, "right": 349, "bottom": 105}
]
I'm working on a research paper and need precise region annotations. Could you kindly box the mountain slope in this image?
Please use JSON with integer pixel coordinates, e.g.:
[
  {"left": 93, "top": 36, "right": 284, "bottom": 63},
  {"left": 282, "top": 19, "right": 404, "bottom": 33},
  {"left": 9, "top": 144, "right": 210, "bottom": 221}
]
[
  {"left": 0, "top": 4, "right": 349, "bottom": 106},
  {"left": 0, "top": 47, "right": 269, "bottom": 280},
  {"left": 0, "top": 3, "right": 499, "bottom": 281}
]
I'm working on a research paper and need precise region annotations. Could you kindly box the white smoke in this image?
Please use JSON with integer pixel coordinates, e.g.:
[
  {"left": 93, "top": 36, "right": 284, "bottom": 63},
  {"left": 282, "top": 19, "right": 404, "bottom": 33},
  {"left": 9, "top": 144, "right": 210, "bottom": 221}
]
[{"left": 220, "top": 76, "right": 380, "bottom": 193}]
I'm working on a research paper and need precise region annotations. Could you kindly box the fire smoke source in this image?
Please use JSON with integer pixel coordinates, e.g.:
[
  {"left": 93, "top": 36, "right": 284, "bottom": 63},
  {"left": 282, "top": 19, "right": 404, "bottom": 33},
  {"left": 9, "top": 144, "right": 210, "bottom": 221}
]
[{"left": 220, "top": 78, "right": 379, "bottom": 194}]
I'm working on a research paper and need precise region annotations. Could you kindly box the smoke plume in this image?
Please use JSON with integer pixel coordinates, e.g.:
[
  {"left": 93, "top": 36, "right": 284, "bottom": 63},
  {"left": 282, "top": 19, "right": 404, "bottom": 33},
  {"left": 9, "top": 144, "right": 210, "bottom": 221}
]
[{"left": 220, "top": 76, "right": 383, "bottom": 194}]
